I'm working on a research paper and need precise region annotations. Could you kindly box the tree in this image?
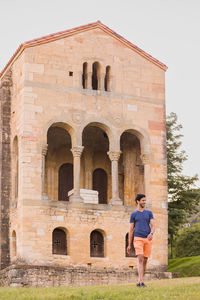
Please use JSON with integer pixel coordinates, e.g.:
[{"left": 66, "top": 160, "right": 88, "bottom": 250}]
[
  {"left": 175, "top": 223, "right": 200, "bottom": 257},
  {"left": 166, "top": 112, "right": 200, "bottom": 258}
]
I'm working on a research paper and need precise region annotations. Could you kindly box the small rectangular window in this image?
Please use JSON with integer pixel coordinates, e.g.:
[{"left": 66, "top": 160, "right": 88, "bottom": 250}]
[{"left": 69, "top": 71, "right": 73, "bottom": 76}]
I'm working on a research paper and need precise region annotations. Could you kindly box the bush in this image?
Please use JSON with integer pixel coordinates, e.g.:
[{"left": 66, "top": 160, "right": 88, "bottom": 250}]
[
  {"left": 168, "top": 255, "right": 200, "bottom": 277},
  {"left": 175, "top": 223, "right": 200, "bottom": 257}
]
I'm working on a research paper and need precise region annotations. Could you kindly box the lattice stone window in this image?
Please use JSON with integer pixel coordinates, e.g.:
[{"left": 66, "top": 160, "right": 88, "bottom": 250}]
[
  {"left": 52, "top": 228, "right": 67, "bottom": 255},
  {"left": 90, "top": 230, "right": 104, "bottom": 257},
  {"left": 125, "top": 233, "right": 136, "bottom": 257}
]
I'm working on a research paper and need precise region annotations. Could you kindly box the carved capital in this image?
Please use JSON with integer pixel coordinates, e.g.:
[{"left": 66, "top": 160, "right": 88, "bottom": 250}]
[
  {"left": 71, "top": 146, "right": 84, "bottom": 157},
  {"left": 107, "top": 151, "right": 121, "bottom": 161},
  {"left": 42, "top": 144, "right": 48, "bottom": 156}
]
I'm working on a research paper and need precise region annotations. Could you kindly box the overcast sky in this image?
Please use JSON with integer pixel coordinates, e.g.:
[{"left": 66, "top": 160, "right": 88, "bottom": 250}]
[{"left": 0, "top": 0, "right": 199, "bottom": 186}]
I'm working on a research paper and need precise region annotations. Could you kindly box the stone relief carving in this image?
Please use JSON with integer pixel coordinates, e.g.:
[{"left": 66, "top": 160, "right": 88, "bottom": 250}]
[
  {"left": 140, "top": 153, "right": 152, "bottom": 164},
  {"left": 72, "top": 111, "right": 84, "bottom": 124}
]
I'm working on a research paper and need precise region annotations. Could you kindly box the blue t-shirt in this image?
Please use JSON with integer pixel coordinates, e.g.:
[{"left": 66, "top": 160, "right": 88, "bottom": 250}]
[{"left": 130, "top": 209, "right": 154, "bottom": 238}]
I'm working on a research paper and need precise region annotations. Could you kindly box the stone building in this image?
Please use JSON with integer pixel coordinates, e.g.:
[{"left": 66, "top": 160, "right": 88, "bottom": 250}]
[{"left": 0, "top": 21, "right": 168, "bottom": 286}]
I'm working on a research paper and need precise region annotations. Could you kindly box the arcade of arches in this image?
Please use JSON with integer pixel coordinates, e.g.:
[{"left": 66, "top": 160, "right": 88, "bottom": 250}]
[{"left": 44, "top": 124, "right": 145, "bottom": 206}]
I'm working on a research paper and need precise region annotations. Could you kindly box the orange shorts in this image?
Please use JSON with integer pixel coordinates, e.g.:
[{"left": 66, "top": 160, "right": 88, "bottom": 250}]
[{"left": 134, "top": 237, "right": 152, "bottom": 258}]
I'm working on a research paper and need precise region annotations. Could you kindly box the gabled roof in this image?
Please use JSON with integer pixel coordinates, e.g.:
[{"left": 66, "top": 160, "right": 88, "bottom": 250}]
[{"left": 0, "top": 21, "right": 167, "bottom": 79}]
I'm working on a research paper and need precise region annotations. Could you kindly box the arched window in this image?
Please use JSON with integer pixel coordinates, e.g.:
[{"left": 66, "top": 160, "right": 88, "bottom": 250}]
[
  {"left": 104, "top": 66, "right": 111, "bottom": 91},
  {"left": 90, "top": 230, "right": 104, "bottom": 257},
  {"left": 58, "top": 163, "right": 73, "bottom": 201},
  {"left": 92, "top": 62, "right": 100, "bottom": 90},
  {"left": 52, "top": 228, "right": 67, "bottom": 255},
  {"left": 82, "top": 62, "right": 88, "bottom": 89},
  {"left": 125, "top": 233, "right": 136, "bottom": 257},
  {"left": 93, "top": 168, "right": 107, "bottom": 204},
  {"left": 11, "top": 230, "right": 17, "bottom": 257}
]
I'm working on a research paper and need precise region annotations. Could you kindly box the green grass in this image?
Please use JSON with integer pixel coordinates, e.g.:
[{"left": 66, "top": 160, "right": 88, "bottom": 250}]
[
  {"left": 168, "top": 255, "right": 200, "bottom": 277},
  {"left": 0, "top": 278, "right": 200, "bottom": 300}
]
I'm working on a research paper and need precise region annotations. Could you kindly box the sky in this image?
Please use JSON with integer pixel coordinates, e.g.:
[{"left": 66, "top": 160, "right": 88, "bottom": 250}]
[{"left": 0, "top": 0, "right": 199, "bottom": 186}]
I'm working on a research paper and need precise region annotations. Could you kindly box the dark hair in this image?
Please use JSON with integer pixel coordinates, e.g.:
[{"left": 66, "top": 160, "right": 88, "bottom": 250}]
[{"left": 135, "top": 194, "right": 146, "bottom": 204}]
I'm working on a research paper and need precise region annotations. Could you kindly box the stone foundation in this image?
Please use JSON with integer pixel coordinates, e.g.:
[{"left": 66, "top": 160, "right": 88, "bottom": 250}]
[{"left": 0, "top": 264, "right": 173, "bottom": 287}]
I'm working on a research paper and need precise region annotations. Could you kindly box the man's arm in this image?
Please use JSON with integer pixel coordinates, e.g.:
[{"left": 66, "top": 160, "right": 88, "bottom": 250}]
[
  {"left": 127, "top": 222, "right": 134, "bottom": 254},
  {"left": 147, "top": 218, "right": 155, "bottom": 241}
]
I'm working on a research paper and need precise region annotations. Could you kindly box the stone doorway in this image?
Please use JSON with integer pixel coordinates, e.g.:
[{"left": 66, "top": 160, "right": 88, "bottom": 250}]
[
  {"left": 92, "top": 168, "right": 107, "bottom": 204},
  {"left": 58, "top": 163, "right": 73, "bottom": 201}
]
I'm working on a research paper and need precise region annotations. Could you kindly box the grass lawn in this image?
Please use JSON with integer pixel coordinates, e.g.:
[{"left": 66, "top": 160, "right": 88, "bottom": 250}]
[
  {"left": 168, "top": 255, "right": 200, "bottom": 277},
  {"left": 0, "top": 277, "right": 200, "bottom": 300}
]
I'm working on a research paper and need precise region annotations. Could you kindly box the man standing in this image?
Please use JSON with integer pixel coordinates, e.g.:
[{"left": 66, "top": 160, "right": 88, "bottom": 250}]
[{"left": 127, "top": 194, "right": 155, "bottom": 287}]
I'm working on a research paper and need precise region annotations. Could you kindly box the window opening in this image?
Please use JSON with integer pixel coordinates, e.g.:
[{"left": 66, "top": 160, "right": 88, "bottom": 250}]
[
  {"left": 52, "top": 228, "right": 67, "bottom": 255},
  {"left": 92, "top": 62, "right": 100, "bottom": 90},
  {"left": 104, "top": 66, "right": 111, "bottom": 91},
  {"left": 11, "top": 230, "right": 17, "bottom": 257},
  {"left": 82, "top": 62, "right": 88, "bottom": 89},
  {"left": 90, "top": 230, "right": 104, "bottom": 257}
]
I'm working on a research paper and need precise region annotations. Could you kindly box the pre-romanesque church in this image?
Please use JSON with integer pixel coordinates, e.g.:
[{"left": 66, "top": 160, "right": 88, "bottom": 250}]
[{"left": 0, "top": 21, "right": 169, "bottom": 286}]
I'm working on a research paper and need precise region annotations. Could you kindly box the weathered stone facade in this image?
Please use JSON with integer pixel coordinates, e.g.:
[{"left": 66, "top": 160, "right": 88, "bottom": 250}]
[
  {"left": 0, "top": 21, "right": 168, "bottom": 286},
  {"left": 0, "top": 70, "right": 12, "bottom": 269}
]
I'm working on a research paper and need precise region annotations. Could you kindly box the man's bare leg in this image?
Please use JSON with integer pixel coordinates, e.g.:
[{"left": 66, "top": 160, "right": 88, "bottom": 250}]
[
  {"left": 143, "top": 257, "right": 148, "bottom": 278},
  {"left": 137, "top": 254, "right": 144, "bottom": 283}
]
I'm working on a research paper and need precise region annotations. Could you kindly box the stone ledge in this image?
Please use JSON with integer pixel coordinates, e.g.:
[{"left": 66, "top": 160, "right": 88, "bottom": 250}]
[{"left": 0, "top": 264, "right": 174, "bottom": 287}]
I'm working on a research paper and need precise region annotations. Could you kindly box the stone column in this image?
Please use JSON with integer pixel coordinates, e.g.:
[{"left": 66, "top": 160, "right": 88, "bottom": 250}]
[
  {"left": 87, "top": 62, "right": 92, "bottom": 90},
  {"left": 107, "top": 151, "right": 122, "bottom": 205},
  {"left": 100, "top": 73, "right": 106, "bottom": 91},
  {"left": 87, "top": 72, "right": 92, "bottom": 89},
  {"left": 70, "top": 146, "right": 84, "bottom": 202},
  {"left": 41, "top": 144, "right": 48, "bottom": 199}
]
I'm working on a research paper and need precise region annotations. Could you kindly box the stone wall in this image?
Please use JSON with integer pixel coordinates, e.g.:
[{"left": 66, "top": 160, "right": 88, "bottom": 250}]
[
  {"left": 0, "top": 264, "right": 172, "bottom": 287},
  {"left": 0, "top": 70, "right": 12, "bottom": 269}
]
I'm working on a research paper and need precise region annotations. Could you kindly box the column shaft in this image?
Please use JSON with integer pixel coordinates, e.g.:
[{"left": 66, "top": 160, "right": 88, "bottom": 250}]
[
  {"left": 70, "top": 146, "right": 84, "bottom": 202},
  {"left": 107, "top": 151, "right": 122, "bottom": 205},
  {"left": 41, "top": 144, "right": 48, "bottom": 199}
]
